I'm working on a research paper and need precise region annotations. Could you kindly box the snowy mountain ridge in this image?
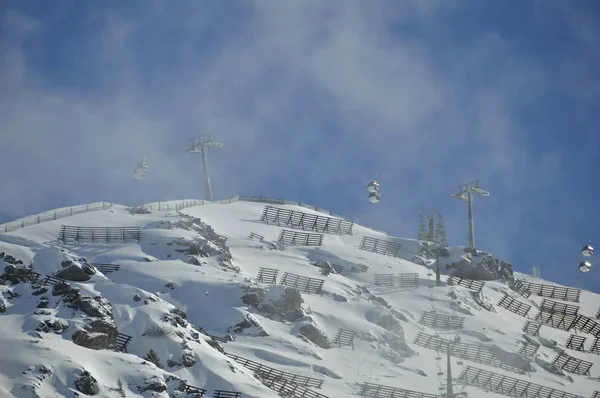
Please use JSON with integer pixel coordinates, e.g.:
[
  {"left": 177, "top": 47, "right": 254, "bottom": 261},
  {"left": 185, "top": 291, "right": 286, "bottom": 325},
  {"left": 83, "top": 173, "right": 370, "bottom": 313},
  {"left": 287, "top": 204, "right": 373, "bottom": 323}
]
[{"left": 0, "top": 197, "right": 599, "bottom": 398}]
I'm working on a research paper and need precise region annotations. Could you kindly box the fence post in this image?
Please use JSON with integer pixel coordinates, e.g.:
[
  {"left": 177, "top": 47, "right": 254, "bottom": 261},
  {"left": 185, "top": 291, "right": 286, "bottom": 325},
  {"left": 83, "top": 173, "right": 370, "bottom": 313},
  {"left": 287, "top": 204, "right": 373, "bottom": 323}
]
[
  {"left": 37, "top": 215, "right": 40, "bottom": 224},
  {"left": 159, "top": 202, "right": 161, "bottom": 211},
  {"left": 86, "top": 204, "right": 89, "bottom": 211},
  {"left": 70, "top": 208, "right": 73, "bottom": 215}
]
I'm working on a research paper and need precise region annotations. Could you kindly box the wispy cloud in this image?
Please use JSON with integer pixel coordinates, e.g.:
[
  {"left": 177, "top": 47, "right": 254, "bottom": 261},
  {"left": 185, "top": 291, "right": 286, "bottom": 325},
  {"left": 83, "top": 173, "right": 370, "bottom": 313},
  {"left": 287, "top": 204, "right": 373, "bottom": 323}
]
[{"left": 0, "top": 1, "right": 597, "bottom": 289}]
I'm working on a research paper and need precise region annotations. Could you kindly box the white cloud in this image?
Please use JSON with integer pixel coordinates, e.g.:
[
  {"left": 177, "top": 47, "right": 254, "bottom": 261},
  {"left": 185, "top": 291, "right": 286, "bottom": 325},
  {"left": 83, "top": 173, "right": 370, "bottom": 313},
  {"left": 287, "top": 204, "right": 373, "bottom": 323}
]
[{"left": 0, "top": 1, "right": 595, "bottom": 286}]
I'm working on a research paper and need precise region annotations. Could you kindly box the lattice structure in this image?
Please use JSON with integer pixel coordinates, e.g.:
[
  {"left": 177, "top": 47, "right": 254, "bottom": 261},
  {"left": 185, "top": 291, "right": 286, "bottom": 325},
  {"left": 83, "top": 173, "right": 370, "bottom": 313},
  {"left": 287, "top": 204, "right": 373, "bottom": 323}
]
[
  {"left": 552, "top": 352, "right": 593, "bottom": 376},
  {"left": 447, "top": 276, "right": 485, "bottom": 293},
  {"left": 539, "top": 299, "right": 580, "bottom": 316},
  {"left": 278, "top": 229, "right": 324, "bottom": 246},
  {"left": 358, "top": 382, "right": 438, "bottom": 398},
  {"left": 280, "top": 273, "right": 325, "bottom": 295},
  {"left": 260, "top": 205, "right": 354, "bottom": 235},
  {"left": 92, "top": 263, "right": 121, "bottom": 274},
  {"left": 534, "top": 311, "right": 578, "bottom": 331},
  {"left": 257, "top": 267, "right": 279, "bottom": 284},
  {"left": 213, "top": 390, "right": 241, "bottom": 398},
  {"left": 417, "top": 212, "right": 447, "bottom": 253},
  {"left": 116, "top": 333, "right": 132, "bottom": 353},
  {"left": 358, "top": 236, "right": 402, "bottom": 258},
  {"left": 373, "top": 273, "right": 419, "bottom": 289},
  {"left": 459, "top": 366, "right": 584, "bottom": 398},
  {"left": 182, "top": 384, "right": 207, "bottom": 397},
  {"left": 418, "top": 311, "right": 465, "bottom": 330},
  {"left": 518, "top": 340, "right": 540, "bottom": 357},
  {"left": 566, "top": 334, "right": 586, "bottom": 352},
  {"left": 573, "top": 314, "right": 600, "bottom": 337},
  {"left": 413, "top": 332, "right": 529, "bottom": 374},
  {"left": 591, "top": 338, "right": 600, "bottom": 355},
  {"left": 592, "top": 392, "right": 599, "bottom": 398},
  {"left": 596, "top": 307, "right": 600, "bottom": 320},
  {"left": 497, "top": 294, "right": 531, "bottom": 317},
  {"left": 511, "top": 279, "right": 532, "bottom": 298},
  {"left": 515, "top": 280, "right": 581, "bottom": 303},
  {"left": 261, "top": 378, "right": 329, "bottom": 398},
  {"left": 332, "top": 328, "right": 356, "bottom": 350},
  {"left": 522, "top": 320, "right": 542, "bottom": 336},
  {"left": 59, "top": 225, "right": 142, "bottom": 243},
  {"left": 225, "top": 353, "right": 324, "bottom": 388}
]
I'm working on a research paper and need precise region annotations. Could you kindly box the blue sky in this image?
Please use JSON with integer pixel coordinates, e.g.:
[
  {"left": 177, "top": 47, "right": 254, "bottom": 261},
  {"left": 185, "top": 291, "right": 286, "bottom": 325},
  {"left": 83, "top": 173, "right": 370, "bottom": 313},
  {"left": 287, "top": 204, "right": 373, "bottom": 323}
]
[{"left": 1, "top": 1, "right": 598, "bottom": 290}]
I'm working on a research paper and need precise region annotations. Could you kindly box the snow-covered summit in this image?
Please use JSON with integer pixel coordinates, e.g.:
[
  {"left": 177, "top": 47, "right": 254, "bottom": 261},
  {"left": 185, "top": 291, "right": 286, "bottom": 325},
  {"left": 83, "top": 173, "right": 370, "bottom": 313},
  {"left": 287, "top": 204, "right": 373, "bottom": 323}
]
[{"left": 0, "top": 198, "right": 599, "bottom": 398}]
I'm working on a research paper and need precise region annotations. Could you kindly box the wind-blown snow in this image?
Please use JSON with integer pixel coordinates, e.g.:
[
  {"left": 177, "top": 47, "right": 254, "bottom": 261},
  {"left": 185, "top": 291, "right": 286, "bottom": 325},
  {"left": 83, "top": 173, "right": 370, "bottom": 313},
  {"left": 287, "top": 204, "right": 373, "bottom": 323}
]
[{"left": 0, "top": 199, "right": 599, "bottom": 397}]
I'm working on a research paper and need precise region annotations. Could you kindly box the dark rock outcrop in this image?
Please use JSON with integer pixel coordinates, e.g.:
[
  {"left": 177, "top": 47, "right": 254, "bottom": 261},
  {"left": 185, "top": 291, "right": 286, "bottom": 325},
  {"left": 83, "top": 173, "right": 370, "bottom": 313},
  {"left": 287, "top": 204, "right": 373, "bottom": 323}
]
[
  {"left": 75, "top": 370, "right": 100, "bottom": 395},
  {"left": 298, "top": 324, "right": 330, "bottom": 349},
  {"left": 56, "top": 263, "right": 91, "bottom": 282},
  {"left": 72, "top": 319, "right": 118, "bottom": 350}
]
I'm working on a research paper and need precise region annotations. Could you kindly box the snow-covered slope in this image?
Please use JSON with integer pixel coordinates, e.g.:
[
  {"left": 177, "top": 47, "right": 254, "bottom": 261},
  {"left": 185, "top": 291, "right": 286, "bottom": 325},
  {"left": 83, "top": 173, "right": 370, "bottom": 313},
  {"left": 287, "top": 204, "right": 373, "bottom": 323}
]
[{"left": 0, "top": 199, "right": 599, "bottom": 398}]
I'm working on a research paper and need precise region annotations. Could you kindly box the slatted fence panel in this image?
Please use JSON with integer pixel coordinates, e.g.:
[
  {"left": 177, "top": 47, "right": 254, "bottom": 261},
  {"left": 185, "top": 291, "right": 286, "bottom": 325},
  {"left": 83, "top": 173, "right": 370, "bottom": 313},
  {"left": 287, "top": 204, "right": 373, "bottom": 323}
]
[
  {"left": 458, "top": 365, "right": 584, "bottom": 398},
  {"left": 534, "top": 311, "right": 578, "bottom": 331},
  {"left": 552, "top": 352, "right": 593, "bottom": 375},
  {"left": 225, "top": 353, "right": 324, "bottom": 389},
  {"left": 566, "top": 334, "right": 586, "bottom": 352},
  {"left": 60, "top": 225, "right": 141, "bottom": 243},
  {"left": 418, "top": 311, "right": 465, "bottom": 330},
  {"left": 518, "top": 340, "right": 540, "bottom": 357},
  {"left": 277, "top": 229, "right": 324, "bottom": 246},
  {"left": 260, "top": 206, "right": 354, "bottom": 235},
  {"left": 257, "top": 267, "right": 279, "bottom": 284},
  {"left": 515, "top": 280, "right": 581, "bottom": 303},
  {"left": 332, "top": 328, "right": 356, "bottom": 350},
  {"left": 358, "top": 236, "right": 402, "bottom": 258},
  {"left": 358, "top": 382, "right": 438, "bottom": 398},
  {"left": 91, "top": 263, "right": 121, "bottom": 274},
  {"left": 573, "top": 314, "right": 600, "bottom": 338},
  {"left": 279, "top": 272, "right": 325, "bottom": 295},
  {"left": 447, "top": 276, "right": 485, "bottom": 293},
  {"left": 539, "top": 299, "right": 580, "bottom": 316},
  {"left": 260, "top": 378, "right": 329, "bottom": 398},
  {"left": 213, "top": 390, "right": 241, "bottom": 398},
  {"left": 497, "top": 294, "right": 532, "bottom": 317},
  {"left": 413, "top": 332, "right": 529, "bottom": 374},
  {"left": 522, "top": 320, "right": 542, "bottom": 336}
]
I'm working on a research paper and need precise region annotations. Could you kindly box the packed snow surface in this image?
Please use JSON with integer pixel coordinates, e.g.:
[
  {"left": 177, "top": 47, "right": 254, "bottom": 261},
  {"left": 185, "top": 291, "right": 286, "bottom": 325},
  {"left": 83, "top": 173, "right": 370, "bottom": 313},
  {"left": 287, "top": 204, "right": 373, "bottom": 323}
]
[{"left": 0, "top": 199, "right": 599, "bottom": 398}]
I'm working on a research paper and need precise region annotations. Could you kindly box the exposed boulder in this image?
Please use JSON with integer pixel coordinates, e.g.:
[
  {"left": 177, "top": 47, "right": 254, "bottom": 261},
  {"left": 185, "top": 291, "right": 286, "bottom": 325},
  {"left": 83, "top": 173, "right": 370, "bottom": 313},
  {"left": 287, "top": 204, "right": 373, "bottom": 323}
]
[
  {"left": 181, "top": 352, "right": 196, "bottom": 367},
  {"left": 447, "top": 252, "right": 513, "bottom": 281},
  {"left": 298, "top": 324, "right": 330, "bottom": 349},
  {"left": 137, "top": 376, "right": 167, "bottom": 393},
  {"left": 0, "top": 263, "right": 38, "bottom": 285},
  {"left": 75, "top": 370, "right": 100, "bottom": 395},
  {"left": 56, "top": 263, "right": 91, "bottom": 282},
  {"left": 72, "top": 319, "right": 118, "bottom": 350},
  {"left": 242, "top": 285, "right": 305, "bottom": 322}
]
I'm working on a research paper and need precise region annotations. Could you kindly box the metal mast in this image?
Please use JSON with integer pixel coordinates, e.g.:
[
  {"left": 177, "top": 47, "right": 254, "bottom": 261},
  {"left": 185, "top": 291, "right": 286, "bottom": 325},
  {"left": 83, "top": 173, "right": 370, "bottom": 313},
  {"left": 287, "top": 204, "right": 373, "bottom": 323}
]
[
  {"left": 449, "top": 181, "right": 490, "bottom": 249},
  {"left": 185, "top": 134, "right": 223, "bottom": 201}
]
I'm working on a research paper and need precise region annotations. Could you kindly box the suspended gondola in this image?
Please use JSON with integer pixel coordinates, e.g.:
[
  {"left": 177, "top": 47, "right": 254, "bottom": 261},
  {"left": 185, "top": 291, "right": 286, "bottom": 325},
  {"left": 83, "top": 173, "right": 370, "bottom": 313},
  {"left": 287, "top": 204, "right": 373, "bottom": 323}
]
[
  {"left": 133, "top": 158, "right": 149, "bottom": 180},
  {"left": 367, "top": 175, "right": 380, "bottom": 203}
]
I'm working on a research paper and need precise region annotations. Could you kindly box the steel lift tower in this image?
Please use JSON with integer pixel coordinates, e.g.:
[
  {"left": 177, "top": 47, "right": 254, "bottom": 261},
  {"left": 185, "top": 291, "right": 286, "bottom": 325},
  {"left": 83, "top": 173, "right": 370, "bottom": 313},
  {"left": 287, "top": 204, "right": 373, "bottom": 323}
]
[
  {"left": 185, "top": 134, "right": 223, "bottom": 201},
  {"left": 449, "top": 181, "right": 490, "bottom": 249}
]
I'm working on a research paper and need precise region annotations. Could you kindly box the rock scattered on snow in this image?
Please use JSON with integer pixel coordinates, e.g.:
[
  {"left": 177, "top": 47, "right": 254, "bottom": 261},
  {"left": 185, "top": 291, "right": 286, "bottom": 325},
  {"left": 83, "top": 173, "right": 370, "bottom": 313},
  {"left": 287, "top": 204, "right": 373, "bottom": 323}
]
[{"left": 297, "top": 323, "right": 330, "bottom": 349}]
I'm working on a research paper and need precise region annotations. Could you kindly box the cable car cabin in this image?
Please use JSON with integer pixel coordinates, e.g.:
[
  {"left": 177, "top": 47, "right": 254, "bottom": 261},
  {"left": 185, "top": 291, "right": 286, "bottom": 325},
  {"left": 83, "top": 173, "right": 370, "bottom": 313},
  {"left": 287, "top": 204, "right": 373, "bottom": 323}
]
[
  {"left": 578, "top": 260, "right": 592, "bottom": 273},
  {"left": 367, "top": 180, "right": 380, "bottom": 193},
  {"left": 133, "top": 162, "right": 149, "bottom": 180},
  {"left": 369, "top": 192, "right": 381, "bottom": 203},
  {"left": 582, "top": 244, "right": 594, "bottom": 257}
]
